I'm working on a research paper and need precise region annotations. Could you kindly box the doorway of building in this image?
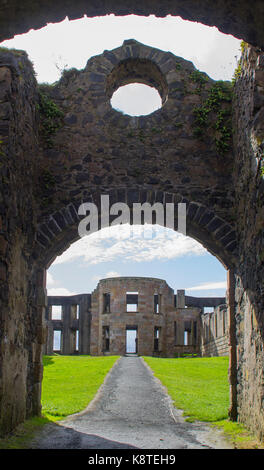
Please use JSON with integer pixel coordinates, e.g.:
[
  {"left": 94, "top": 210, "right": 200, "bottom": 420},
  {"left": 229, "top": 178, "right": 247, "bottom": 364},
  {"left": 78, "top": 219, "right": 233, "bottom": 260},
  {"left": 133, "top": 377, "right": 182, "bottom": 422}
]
[{"left": 126, "top": 327, "right": 138, "bottom": 354}]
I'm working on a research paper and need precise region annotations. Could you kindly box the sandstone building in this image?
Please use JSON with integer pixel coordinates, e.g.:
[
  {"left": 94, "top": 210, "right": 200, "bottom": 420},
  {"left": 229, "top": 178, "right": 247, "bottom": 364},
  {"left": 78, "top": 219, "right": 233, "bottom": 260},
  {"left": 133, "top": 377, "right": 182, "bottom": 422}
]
[{"left": 44, "top": 277, "right": 228, "bottom": 358}]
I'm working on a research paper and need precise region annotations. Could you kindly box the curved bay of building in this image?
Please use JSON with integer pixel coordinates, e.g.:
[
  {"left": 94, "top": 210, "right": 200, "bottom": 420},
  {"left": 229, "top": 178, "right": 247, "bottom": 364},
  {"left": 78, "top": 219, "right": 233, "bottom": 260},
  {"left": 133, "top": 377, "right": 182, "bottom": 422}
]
[{"left": 45, "top": 277, "right": 228, "bottom": 358}]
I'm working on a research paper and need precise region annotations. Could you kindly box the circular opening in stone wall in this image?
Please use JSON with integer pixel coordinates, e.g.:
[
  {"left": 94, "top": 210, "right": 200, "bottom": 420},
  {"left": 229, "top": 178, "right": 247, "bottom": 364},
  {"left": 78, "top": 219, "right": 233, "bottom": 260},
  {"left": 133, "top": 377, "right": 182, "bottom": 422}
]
[
  {"left": 106, "top": 58, "right": 168, "bottom": 117},
  {"left": 111, "top": 83, "right": 162, "bottom": 116}
]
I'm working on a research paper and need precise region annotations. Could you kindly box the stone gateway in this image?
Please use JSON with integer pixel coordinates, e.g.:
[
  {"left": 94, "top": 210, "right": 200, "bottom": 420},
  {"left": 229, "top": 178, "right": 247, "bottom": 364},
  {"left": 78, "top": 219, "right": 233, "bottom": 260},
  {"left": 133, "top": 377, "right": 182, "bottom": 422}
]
[{"left": 0, "top": 3, "right": 264, "bottom": 442}]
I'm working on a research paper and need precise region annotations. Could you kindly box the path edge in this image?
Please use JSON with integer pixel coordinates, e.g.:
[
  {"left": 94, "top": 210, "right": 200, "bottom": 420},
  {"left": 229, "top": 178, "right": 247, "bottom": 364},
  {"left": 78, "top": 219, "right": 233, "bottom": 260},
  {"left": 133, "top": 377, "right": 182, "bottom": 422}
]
[{"left": 59, "top": 356, "right": 122, "bottom": 423}]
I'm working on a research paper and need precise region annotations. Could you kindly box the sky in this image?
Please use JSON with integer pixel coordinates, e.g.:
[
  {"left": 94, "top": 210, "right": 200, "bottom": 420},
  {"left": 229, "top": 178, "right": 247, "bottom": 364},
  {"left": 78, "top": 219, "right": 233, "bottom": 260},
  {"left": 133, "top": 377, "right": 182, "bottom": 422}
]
[{"left": 0, "top": 14, "right": 242, "bottom": 299}]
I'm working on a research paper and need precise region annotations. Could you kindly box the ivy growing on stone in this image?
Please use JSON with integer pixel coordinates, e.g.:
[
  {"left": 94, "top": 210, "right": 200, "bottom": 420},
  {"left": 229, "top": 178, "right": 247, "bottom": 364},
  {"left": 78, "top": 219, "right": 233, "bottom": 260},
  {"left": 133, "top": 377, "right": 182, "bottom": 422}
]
[
  {"left": 232, "top": 64, "right": 242, "bottom": 84},
  {"left": 190, "top": 70, "right": 209, "bottom": 87},
  {"left": 192, "top": 81, "right": 233, "bottom": 155},
  {"left": 38, "top": 91, "right": 64, "bottom": 148},
  {"left": 231, "top": 41, "right": 248, "bottom": 85}
]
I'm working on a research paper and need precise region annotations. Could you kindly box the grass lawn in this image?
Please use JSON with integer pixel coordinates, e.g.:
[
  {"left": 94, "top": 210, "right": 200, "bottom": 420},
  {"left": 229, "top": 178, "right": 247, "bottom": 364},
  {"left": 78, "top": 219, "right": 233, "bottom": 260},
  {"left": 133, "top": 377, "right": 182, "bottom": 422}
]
[
  {"left": 0, "top": 354, "right": 119, "bottom": 449},
  {"left": 143, "top": 356, "right": 262, "bottom": 448},
  {"left": 42, "top": 355, "right": 119, "bottom": 420},
  {"left": 0, "top": 355, "right": 119, "bottom": 450},
  {"left": 143, "top": 356, "right": 229, "bottom": 422},
  {"left": 1, "top": 354, "right": 262, "bottom": 449}
]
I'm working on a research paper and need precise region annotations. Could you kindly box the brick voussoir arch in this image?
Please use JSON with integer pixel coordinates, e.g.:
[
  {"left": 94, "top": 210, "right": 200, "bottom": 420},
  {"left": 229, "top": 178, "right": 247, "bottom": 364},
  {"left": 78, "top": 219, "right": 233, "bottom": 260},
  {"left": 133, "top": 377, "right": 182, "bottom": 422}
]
[{"left": 34, "top": 188, "right": 238, "bottom": 269}]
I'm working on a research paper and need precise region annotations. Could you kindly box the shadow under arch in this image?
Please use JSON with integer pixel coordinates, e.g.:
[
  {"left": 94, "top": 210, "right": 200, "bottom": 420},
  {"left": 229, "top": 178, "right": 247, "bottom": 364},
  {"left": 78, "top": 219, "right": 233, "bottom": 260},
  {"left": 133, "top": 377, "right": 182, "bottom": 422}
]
[{"left": 34, "top": 188, "right": 238, "bottom": 271}]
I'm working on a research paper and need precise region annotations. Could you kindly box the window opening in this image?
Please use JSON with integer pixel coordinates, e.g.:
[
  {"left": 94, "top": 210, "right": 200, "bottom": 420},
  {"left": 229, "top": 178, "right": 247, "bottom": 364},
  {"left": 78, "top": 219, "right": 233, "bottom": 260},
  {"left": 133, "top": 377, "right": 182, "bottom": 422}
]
[{"left": 126, "top": 292, "right": 138, "bottom": 312}]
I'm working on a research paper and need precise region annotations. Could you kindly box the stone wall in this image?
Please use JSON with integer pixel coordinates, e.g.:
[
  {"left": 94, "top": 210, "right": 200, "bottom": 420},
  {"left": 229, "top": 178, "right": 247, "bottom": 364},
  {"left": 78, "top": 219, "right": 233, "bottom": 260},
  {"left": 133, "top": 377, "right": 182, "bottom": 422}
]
[
  {"left": 232, "top": 44, "right": 264, "bottom": 438},
  {"left": 200, "top": 305, "right": 229, "bottom": 357},
  {"left": 33, "top": 40, "right": 237, "bottom": 273},
  {"left": 46, "top": 279, "right": 226, "bottom": 359},
  {"left": 0, "top": 34, "right": 263, "bottom": 440},
  {"left": 90, "top": 277, "right": 175, "bottom": 357},
  {"left": 0, "top": 49, "right": 44, "bottom": 435},
  {"left": 44, "top": 294, "right": 91, "bottom": 355}
]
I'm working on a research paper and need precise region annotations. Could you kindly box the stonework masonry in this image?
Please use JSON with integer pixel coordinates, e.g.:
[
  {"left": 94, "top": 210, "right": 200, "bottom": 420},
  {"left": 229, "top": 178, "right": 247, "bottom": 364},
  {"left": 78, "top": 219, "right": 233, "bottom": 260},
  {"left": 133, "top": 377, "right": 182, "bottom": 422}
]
[
  {"left": 0, "top": 3, "right": 264, "bottom": 440},
  {"left": 200, "top": 305, "right": 229, "bottom": 357},
  {"left": 45, "top": 294, "right": 91, "bottom": 355},
  {"left": 44, "top": 277, "right": 228, "bottom": 359}
]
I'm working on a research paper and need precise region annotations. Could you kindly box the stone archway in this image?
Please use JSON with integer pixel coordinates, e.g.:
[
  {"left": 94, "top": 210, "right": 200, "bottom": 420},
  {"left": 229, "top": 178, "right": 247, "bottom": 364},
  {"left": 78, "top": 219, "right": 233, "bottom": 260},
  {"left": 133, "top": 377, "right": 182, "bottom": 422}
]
[
  {"left": 1, "top": 1, "right": 264, "bottom": 50},
  {"left": 0, "top": 15, "right": 263, "bottom": 439},
  {"left": 0, "top": 39, "right": 238, "bottom": 435},
  {"left": 34, "top": 39, "right": 235, "bottom": 255},
  {"left": 35, "top": 189, "right": 237, "bottom": 271}
]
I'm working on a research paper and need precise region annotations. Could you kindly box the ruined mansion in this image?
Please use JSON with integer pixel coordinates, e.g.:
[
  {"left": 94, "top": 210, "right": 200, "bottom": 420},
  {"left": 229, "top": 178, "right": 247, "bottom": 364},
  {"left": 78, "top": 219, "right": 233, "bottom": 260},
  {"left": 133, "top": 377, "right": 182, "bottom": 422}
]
[{"left": 45, "top": 277, "right": 228, "bottom": 358}]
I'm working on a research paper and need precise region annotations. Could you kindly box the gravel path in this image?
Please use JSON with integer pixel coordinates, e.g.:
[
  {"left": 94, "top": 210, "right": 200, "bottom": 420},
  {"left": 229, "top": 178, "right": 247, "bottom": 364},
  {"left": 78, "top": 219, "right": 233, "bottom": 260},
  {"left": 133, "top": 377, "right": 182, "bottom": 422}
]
[{"left": 31, "top": 356, "right": 233, "bottom": 449}]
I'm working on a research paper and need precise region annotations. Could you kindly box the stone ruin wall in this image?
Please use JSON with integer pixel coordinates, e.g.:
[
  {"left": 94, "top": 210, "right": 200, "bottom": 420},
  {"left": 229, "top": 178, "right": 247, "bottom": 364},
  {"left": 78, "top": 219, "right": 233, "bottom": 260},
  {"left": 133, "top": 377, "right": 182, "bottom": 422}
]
[
  {"left": 45, "top": 277, "right": 228, "bottom": 359},
  {"left": 200, "top": 305, "right": 229, "bottom": 357},
  {"left": 0, "top": 49, "right": 44, "bottom": 434},
  {"left": 90, "top": 277, "right": 173, "bottom": 357},
  {"left": 0, "top": 42, "right": 235, "bottom": 435},
  {"left": 45, "top": 294, "right": 91, "bottom": 355},
  {"left": 0, "top": 35, "right": 263, "bottom": 440},
  {"left": 232, "top": 44, "right": 264, "bottom": 437}
]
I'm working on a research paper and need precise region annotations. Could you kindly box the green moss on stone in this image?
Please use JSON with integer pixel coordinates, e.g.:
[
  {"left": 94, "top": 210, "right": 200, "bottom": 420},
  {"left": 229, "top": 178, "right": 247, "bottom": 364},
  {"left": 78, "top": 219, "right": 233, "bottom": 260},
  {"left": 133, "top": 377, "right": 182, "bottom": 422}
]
[
  {"left": 38, "top": 91, "right": 64, "bottom": 148},
  {"left": 192, "top": 81, "right": 233, "bottom": 155}
]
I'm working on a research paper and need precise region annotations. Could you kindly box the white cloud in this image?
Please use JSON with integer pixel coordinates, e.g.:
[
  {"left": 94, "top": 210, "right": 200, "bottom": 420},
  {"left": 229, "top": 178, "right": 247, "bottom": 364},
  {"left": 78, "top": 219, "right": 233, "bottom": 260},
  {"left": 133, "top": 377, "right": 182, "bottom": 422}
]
[
  {"left": 46, "top": 271, "right": 56, "bottom": 287},
  {"left": 51, "top": 224, "right": 206, "bottom": 266},
  {"left": 92, "top": 270, "right": 121, "bottom": 283},
  {"left": 185, "top": 281, "right": 227, "bottom": 292},
  {"left": 104, "top": 271, "right": 121, "bottom": 278},
  {"left": 47, "top": 287, "right": 77, "bottom": 296},
  {"left": 46, "top": 272, "right": 76, "bottom": 296}
]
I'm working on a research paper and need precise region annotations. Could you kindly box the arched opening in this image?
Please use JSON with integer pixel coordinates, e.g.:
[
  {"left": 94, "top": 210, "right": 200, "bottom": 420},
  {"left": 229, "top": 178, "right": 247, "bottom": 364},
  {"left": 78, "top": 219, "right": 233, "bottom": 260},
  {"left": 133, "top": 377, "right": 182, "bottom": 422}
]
[
  {"left": 0, "top": 15, "right": 241, "bottom": 84},
  {"left": 46, "top": 223, "right": 228, "bottom": 296},
  {"left": 46, "top": 223, "right": 228, "bottom": 355},
  {"left": 34, "top": 181, "right": 238, "bottom": 430},
  {"left": 0, "top": 0, "right": 264, "bottom": 444},
  {"left": 0, "top": 13, "right": 242, "bottom": 435},
  {"left": 110, "top": 83, "right": 162, "bottom": 116},
  {"left": 41, "top": 221, "right": 233, "bottom": 441},
  {"left": 106, "top": 56, "right": 167, "bottom": 116},
  {"left": 0, "top": 1, "right": 263, "bottom": 51}
]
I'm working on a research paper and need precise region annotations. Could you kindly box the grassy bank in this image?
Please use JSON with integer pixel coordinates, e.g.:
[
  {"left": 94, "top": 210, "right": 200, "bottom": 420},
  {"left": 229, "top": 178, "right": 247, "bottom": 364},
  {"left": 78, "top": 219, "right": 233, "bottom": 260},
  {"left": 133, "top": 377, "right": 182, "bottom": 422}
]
[
  {"left": 1, "top": 355, "right": 262, "bottom": 449},
  {"left": 143, "top": 356, "right": 262, "bottom": 448},
  {"left": 143, "top": 356, "right": 229, "bottom": 422},
  {"left": 42, "top": 355, "right": 119, "bottom": 420}
]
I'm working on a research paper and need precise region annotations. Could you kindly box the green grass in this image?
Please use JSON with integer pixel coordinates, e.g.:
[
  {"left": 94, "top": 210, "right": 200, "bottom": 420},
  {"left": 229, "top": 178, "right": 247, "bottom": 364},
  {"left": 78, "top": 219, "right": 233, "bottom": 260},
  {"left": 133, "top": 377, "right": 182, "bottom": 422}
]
[
  {"left": 0, "top": 355, "right": 119, "bottom": 449},
  {"left": 1, "top": 355, "right": 262, "bottom": 449},
  {"left": 212, "top": 420, "right": 261, "bottom": 449},
  {"left": 0, "top": 416, "right": 51, "bottom": 449},
  {"left": 143, "top": 356, "right": 263, "bottom": 448},
  {"left": 143, "top": 356, "right": 229, "bottom": 422},
  {"left": 42, "top": 355, "right": 119, "bottom": 420}
]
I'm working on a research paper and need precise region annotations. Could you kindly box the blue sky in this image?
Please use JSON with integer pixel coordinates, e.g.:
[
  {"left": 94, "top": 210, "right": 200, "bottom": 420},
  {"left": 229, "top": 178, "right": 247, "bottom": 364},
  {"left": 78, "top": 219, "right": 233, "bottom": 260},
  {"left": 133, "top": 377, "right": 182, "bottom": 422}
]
[
  {"left": 0, "top": 14, "right": 241, "bottom": 299},
  {"left": 46, "top": 225, "right": 227, "bottom": 298}
]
